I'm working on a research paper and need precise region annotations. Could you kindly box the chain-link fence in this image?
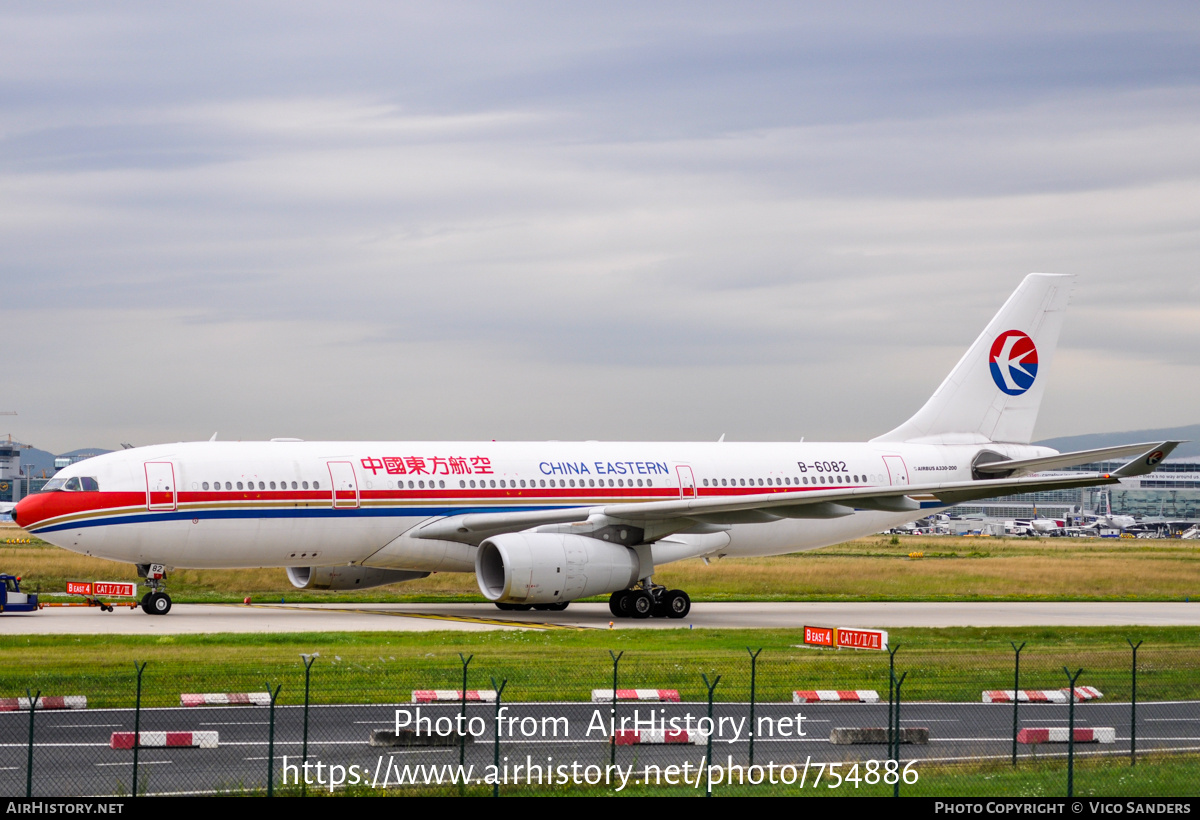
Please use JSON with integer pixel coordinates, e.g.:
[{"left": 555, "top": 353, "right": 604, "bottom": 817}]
[{"left": 2, "top": 636, "right": 1198, "bottom": 797}]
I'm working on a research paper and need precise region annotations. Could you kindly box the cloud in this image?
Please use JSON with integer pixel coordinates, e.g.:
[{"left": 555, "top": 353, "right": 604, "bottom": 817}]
[{"left": 1, "top": 3, "right": 1198, "bottom": 450}]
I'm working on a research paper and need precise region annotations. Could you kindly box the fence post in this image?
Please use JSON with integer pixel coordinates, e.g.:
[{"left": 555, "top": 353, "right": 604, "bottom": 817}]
[
  {"left": 1127, "top": 639, "right": 1142, "bottom": 766},
  {"left": 458, "top": 653, "right": 473, "bottom": 770},
  {"left": 131, "top": 662, "right": 147, "bottom": 797},
  {"left": 265, "top": 682, "right": 282, "bottom": 797},
  {"left": 1011, "top": 641, "right": 1026, "bottom": 765},
  {"left": 746, "top": 647, "right": 762, "bottom": 767},
  {"left": 887, "top": 644, "right": 901, "bottom": 755},
  {"left": 300, "top": 654, "right": 318, "bottom": 797},
  {"left": 892, "top": 671, "right": 907, "bottom": 798},
  {"left": 701, "top": 673, "right": 721, "bottom": 798},
  {"left": 25, "top": 688, "right": 39, "bottom": 799},
  {"left": 490, "top": 677, "right": 508, "bottom": 798},
  {"left": 1064, "top": 667, "right": 1083, "bottom": 798},
  {"left": 608, "top": 650, "right": 623, "bottom": 768}
]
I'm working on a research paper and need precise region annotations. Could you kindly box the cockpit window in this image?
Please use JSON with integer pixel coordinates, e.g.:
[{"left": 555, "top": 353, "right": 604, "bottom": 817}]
[{"left": 39, "top": 477, "right": 100, "bottom": 492}]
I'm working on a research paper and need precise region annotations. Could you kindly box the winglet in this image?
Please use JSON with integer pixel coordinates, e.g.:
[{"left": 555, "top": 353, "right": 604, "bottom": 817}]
[{"left": 1110, "top": 441, "right": 1183, "bottom": 478}]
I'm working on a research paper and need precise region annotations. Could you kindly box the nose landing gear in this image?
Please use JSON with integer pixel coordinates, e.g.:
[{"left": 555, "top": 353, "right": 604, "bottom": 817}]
[{"left": 136, "top": 563, "right": 172, "bottom": 615}]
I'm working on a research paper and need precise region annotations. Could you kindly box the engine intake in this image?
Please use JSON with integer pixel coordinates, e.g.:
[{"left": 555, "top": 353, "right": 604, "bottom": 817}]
[
  {"left": 286, "top": 566, "right": 430, "bottom": 591},
  {"left": 476, "top": 532, "right": 641, "bottom": 604}
]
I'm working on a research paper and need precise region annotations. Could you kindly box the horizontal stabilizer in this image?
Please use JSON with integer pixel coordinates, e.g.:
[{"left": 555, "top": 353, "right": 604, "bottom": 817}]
[{"left": 974, "top": 441, "right": 1181, "bottom": 477}]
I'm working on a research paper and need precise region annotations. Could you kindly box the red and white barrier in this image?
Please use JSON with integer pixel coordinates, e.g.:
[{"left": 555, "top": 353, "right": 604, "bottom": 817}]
[
  {"left": 181, "top": 692, "right": 271, "bottom": 707},
  {"left": 0, "top": 696, "right": 87, "bottom": 712},
  {"left": 793, "top": 690, "right": 879, "bottom": 704},
  {"left": 591, "top": 689, "right": 681, "bottom": 703},
  {"left": 1017, "top": 727, "right": 1115, "bottom": 745},
  {"left": 983, "top": 688, "right": 1103, "bottom": 704},
  {"left": 111, "top": 731, "right": 219, "bottom": 749},
  {"left": 411, "top": 690, "right": 498, "bottom": 703},
  {"left": 612, "top": 729, "right": 702, "bottom": 746}
]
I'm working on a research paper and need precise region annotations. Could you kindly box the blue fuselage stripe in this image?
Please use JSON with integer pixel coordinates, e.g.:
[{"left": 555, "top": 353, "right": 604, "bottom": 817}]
[{"left": 30, "top": 504, "right": 573, "bottom": 534}]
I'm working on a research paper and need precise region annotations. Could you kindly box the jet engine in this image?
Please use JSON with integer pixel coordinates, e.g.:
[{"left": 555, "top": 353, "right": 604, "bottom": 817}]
[
  {"left": 475, "top": 532, "right": 641, "bottom": 605},
  {"left": 286, "top": 566, "right": 430, "bottom": 591}
]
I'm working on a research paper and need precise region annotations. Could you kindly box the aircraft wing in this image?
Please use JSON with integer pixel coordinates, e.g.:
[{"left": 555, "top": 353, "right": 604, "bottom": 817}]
[
  {"left": 413, "top": 448, "right": 1164, "bottom": 545},
  {"left": 973, "top": 441, "right": 1182, "bottom": 477}
]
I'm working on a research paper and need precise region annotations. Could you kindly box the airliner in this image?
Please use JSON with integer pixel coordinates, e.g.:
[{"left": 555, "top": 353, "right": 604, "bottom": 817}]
[{"left": 13, "top": 274, "right": 1179, "bottom": 617}]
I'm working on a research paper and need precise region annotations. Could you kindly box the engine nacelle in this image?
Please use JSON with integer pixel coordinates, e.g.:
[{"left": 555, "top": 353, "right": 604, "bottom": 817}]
[
  {"left": 476, "top": 532, "right": 641, "bottom": 604},
  {"left": 286, "top": 566, "right": 430, "bottom": 591}
]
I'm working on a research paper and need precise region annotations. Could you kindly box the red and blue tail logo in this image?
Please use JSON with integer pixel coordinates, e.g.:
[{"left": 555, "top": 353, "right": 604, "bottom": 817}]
[{"left": 989, "top": 330, "right": 1038, "bottom": 396}]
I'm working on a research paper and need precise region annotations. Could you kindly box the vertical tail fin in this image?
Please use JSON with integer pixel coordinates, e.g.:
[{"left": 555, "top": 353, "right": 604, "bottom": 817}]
[{"left": 872, "top": 273, "right": 1075, "bottom": 445}]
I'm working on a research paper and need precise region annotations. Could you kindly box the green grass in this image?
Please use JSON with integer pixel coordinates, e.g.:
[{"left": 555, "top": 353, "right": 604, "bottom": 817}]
[
  {"left": 3, "top": 626, "right": 1197, "bottom": 707},
  {"left": 6, "top": 530, "right": 1200, "bottom": 604}
]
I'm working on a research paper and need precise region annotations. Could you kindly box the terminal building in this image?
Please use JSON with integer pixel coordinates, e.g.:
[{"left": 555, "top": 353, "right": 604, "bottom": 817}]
[{"left": 956, "top": 460, "right": 1200, "bottom": 521}]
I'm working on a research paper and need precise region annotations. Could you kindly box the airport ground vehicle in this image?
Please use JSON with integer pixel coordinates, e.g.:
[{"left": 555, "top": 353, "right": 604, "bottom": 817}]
[
  {"left": 0, "top": 573, "right": 38, "bottom": 613},
  {"left": 12, "top": 274, "right": 1178, "bottom": 617}
]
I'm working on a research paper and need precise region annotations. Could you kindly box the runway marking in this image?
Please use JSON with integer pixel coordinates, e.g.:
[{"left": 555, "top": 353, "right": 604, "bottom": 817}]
[
  {"left": 240, "top": 603, "right": 592, "bottom": 631},
  {"left": 199, "top": 721, "right": 269, "bottom": 726},
  {"left": 50, "top": 723, "right": 122, "bottom": 728},
  {"left": 96, "top": 760, "right": 171, "bottom": 767}
]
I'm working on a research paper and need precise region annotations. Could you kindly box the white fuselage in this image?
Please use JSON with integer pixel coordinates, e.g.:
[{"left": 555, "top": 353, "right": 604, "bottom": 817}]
[{"left": 25, "top": 438, "right": 1049, "bottom": 573}]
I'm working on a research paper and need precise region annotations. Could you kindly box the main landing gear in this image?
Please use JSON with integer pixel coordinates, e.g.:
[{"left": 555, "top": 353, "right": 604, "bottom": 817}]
[
  {"left": 136, "top": 563, "right": 172, "bottom": 615},
  {"left": 608, "top": 585, "right": 690, "bottom": 620}
]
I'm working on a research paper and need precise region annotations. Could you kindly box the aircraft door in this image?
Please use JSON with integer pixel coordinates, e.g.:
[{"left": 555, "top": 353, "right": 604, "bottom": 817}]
[
  {"left": 882, "top": 455, "right": 909, "bottom": 486},
  {"left": 676, "top": 465, "right": 697, "bottom": 499},
  {"left": 145, "top": 462, "right": 177, "bottom": 511},
  {"left": 327, "top": 461, "right": 360, "bottom": 509}
]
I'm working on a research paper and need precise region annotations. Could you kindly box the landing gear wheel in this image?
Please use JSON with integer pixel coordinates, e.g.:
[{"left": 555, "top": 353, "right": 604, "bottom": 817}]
[
  {"left": 608, "top": 590, "right": 629, "bottom": 617},
  {"left": 629, "top": 590, "right": 653, "bottom": 619},
  {"left": 144, "top": 592, "right": 172, "bottom": 615},
  {"left": 546, "top": 602, "right": 569, "bottom": 611},
  {"left": 664, "top": 590, "right": 690, "bottom": 619},
  {"left": 494, "top": 602, "right": 518, "bottom": 611}
]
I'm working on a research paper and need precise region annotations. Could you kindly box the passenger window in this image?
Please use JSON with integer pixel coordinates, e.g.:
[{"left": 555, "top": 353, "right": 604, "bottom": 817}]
[
  {"left": 439, "top": 480, "right": 445, "bottom": 489},
  {"left": 237, "top": 482, "right": 244, "bottom": 490},
  {"left": 313, "top": 481, "right": 319, "bottom": 490},
  {"left": 270, "top": 482, "right": 276, "bottom": 490},
  {"left": 226, "top": 482, "right": 232, "bottom": 490},
  {"left": 301, "top": 481, "right": 308, "bottom": 490},
  {"left": 202, "top": 482, "right": 209, "bottom": 491},
  {"left": 460, "top": 480, "right": 466, "bottom": 488}
]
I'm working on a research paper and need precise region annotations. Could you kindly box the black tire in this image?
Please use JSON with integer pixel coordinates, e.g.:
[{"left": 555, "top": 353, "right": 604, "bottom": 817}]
[
  {"left": 629, "top": 590, "right": 653, "bottom": 619},
  {"left": 608, "top": 590, "right": 629, "bottom": 617},
  {"left": 665, "top": 590, "right": 691, "bottom": 619},
  {"left": 547, "top": 601, "right": 569, "bottom": 611},
  {"left": 149, "top": 592, "right": 172, "bottom": 616},
  {"left": 494, "top": 602, "right": 518, "bottom": 611}
]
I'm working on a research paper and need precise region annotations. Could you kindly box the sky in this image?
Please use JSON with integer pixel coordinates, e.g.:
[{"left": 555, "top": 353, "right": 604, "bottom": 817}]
[{"left": 2, "top": 2, "right": 1198, "bottom": 452}]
